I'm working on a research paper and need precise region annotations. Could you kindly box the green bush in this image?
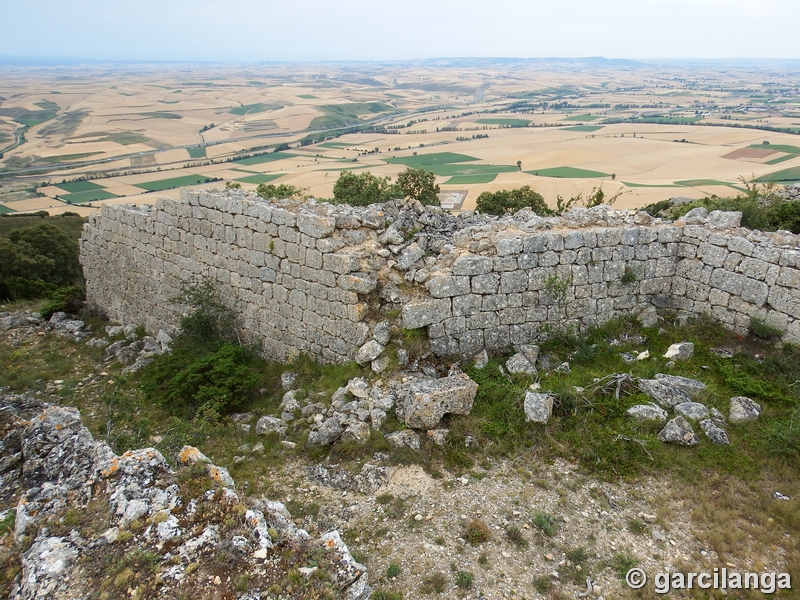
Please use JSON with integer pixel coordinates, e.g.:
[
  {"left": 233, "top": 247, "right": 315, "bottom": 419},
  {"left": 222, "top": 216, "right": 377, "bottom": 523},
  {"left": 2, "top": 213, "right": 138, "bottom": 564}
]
[
  {"left": 475, "top": 186, "right": 551, "bottom": 216},
  {"left": 140, "top": 281, "right": 262, "bottom": 418},
  {"left": 0, "top": 223, "right": 83, "bottom": 301}
]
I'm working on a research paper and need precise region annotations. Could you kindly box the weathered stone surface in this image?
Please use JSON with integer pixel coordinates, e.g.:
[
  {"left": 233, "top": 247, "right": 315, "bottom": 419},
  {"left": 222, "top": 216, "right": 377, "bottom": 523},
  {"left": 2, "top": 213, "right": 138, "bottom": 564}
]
[
  {"left": 426, "top": 429, "right": 449, "bottom": 446},
  {"left": 297, "top": 212, "right": 336, "bottom": 238},
  {"left": 626, "top": 404, "right": 668, "bottom": 422},
  {"left": 372, "top": 321, "right": 391, "bottom": 345},
  {"left": 506, "top": 353, "right": 536, "bottom": 375},
  {"left": 653, "top": 373, "right": 706, "bottom": 397},
  {"left": 308, "top": 418, "right": 345, "bottom": 445},
  {"left": 355, "top": 340, "right": 384, "bottom": 365},
  {"left": 663, "top": 342, "right": 694, "bottom": 361},
  {"left": 401, "top": 298, "right": 451, "bottom": 329},
  {"left": 386, "top": 429, "right": 420, "bottom": 450},
  {"left": 338, "top": 273, "right": 378, "bottom": 294},
  {"left": 452, "top": 254, "right": 493, "bottom": 276},
  {"left": 256, "top": 416, "right": 288, "bottom": 437},
  {"left": 729, "top": 396, "right": 762, "bottom": 423},
  {"left": 396, "top": 243, "right": 424, "bottom": 270},
  {"left": 674, "top": 401, "right": 710, "bottom": 421},
  {"left": 341, "top": 422, "right": 371, "bottom": 444},
  {"left": 395, "top": 373, "right": 479, "bottom": 429},
  {"left": 699, "top": 419, "right": 730, "bottom": 445},
  {"left": 427, "top": 276, "right": 471, "bottom": 298},
  {"left": 638, "top": 378, "right": 692, "bottom": 408},
  {"left": 523, "top": 392, "right": 554, "bottom": 424},
  {"left": 637, "top": 306, "right": 658, "bottom": 328},
  {"left": 706, "top": 210, "right": 742, "bottom": 229},
  {"left": 658, "top": 416, "right": 699, "bottom": 445},
  {"left": 346, "top": 377, "right": 370, "bottom": 398}
]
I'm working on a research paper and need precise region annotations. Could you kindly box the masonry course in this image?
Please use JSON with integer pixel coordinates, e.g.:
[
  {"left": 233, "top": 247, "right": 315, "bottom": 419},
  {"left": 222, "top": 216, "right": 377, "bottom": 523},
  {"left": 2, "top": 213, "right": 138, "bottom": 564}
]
[{"left": 80, "top": 188, "right": 800, "bottom": 363}]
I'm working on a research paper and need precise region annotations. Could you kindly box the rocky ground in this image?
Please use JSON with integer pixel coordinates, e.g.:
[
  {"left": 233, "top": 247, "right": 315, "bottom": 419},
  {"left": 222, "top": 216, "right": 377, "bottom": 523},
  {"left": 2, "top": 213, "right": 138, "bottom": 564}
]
[{"left": 0, "top": 310, "right": 798, "bottom": 599}]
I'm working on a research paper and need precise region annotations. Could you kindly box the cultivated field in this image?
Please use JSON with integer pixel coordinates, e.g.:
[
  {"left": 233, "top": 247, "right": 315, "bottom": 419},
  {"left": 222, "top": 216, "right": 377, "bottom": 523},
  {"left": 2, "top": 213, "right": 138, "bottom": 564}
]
[{"left": 1, "top": 59, "right": 800, "bottom": 214}]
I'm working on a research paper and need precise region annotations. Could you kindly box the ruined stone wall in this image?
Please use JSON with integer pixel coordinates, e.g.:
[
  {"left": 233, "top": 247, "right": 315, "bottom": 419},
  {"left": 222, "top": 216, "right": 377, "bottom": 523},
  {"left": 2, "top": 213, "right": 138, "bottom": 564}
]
[{"left": 80, "top": 188, "right": 800, "bottom": 363}]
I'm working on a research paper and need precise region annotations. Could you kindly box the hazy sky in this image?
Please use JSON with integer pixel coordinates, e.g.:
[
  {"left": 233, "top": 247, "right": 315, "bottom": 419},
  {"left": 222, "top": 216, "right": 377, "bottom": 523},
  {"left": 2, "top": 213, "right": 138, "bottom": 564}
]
[{"left": 3, "top": 0, "right": 799, "bottom": 62}]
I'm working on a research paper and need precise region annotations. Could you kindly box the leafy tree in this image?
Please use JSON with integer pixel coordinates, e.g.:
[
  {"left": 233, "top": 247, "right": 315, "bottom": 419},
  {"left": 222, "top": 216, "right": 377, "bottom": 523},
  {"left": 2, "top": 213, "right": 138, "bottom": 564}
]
[
  {"left": 397, "top": 168, "right": 440, "bottom": 206},
  {"left": 474, "top": 186, "right": 551, "bottom": 216},
  {"left": 0, "top": 223, "right": 82, "bottom": 300},
  {"left": 255, "top": 183, "right": 306, "bottom": 200},
  {"left": 225, "top": 181, "right": 242, "bottom": 190},
  {"left": 332, "top": 170, "right": 401, "bottom": 206}
]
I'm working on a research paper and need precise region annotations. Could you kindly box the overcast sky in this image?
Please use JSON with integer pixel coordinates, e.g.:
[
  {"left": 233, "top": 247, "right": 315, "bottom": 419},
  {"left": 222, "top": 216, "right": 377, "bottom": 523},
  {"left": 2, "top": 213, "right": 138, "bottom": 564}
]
[{"left": 3, "top": 0, "right": 799, "bottom": 63}]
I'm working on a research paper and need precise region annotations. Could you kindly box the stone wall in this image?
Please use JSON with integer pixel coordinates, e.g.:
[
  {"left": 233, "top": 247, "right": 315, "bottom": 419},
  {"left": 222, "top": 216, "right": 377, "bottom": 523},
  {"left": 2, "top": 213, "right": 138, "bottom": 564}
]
[{"left": 80, "top": 188, "right": 800, "bottom": 363}]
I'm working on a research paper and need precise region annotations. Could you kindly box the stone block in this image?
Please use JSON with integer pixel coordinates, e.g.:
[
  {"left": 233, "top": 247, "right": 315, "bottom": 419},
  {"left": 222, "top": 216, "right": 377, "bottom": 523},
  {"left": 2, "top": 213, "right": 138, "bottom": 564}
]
[{"left": 395, "top": 372, "right": 479, "bottom": 429}]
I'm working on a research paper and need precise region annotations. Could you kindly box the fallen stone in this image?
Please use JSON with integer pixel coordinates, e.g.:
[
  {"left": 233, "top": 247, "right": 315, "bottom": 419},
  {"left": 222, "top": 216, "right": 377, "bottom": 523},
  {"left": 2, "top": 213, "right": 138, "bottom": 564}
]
[
  {"left": 523, "top": 392, "right": 554, "bottom": 424},
  {"left": 473, "top": 350, "right": 489, "bottom": 369},
  {"left": 682, "top": 206, "right": 708, "bottom": 224},
  {"left": 663, "top": 342, "right": 694, "bottom": 361},
  {"left": 281, "top": 372, "right": 297, "bottom": 389},
  {"left": 637, "top": 306, "right": 658, "bottom": 328},
  {"left": 355, "top": 340, "right": 385, "bottom": 365},
  {"left": 426, "top": 429, "right": 449, "bottom": 446},
  {"left": 729, "top": 396, "right": 762, "bottom": 423},
  {"left": 386, "top": 429, "right": 420, "bottom": 450},
  {"left": 638, "top": 378, "right": 692, "bottom": 408},
  {"left": 308, "top": 418, "right": 345, "bottom": 445},
  {"left": 371, "top": 355, "right": 390, "bottom": 374},
  {"left": 516, "top": 344, "right": 540, "bottom": 367},
  {"left": 709, "top": 407, "right": 726, "bottom": 427},
  {"left": 506, "top": 353, "right": 536, "bottom": 375},
  {"left": 706, "top": 210, "right": 742, "bottom": 229},
  {"left": 674, "top": 402, "right": 710, "bottom": 421},
  {"left": 626, "top": 404, "right": 668, "bottom": 422},
  {"left": 653, "top": 373, "right": 707, "bottom": 397},
  {"left": 347, "top": 377, "right": 370, "bottom": 398},
  {"left": 699, "top": 419, "right": 730, "bottom": 445},
  {"left": 255, "top": 416, "right": 287, "bottom": 437},
  {"left": 341, "top": 422, "right": 371, "bottom": 444},
  {"left": 395, "top": 372, "right": 478, "bottom": 429},
  {"left": 657, "top": 416, "right": 699, "bottom": 445}
]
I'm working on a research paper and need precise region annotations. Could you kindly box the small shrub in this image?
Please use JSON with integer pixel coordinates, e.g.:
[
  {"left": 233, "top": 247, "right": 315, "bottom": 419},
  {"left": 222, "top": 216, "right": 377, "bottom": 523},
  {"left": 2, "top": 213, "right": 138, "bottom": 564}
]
[
  {"left": 533, "top": 511, "right": 556, "bottom": 537},
  {"left": 373, "top": 591, "right": 403, "bottom": 600},
  {"left": 533, "top": 575, "right": 552, "bottom": 593},
  {"left": 750, "top": 316, "right": 783, "bottom": 340},
  {"left": 620, "top": 266, "right": 637, "bottom": 284},
  {"left": 386, "top": 563, "right": 402, "bottom": 579},
  {"left": 420, "top": 572, "right": 447, "bottom": 594},
  {"left": 505, "top": 525, "right": 528, "bottom": 549},
  {"left": 464, "top": 519, "right": 490, "bottom": 545},
  {"left": 477, "top": 553, "right": 489, "bottom": 566},
  {"left": 610, "top": 550, "right": 638, "bottom": 579},
  {"left": 628, "top": 518, "right": 647, "bottom": 535},
  {"left": 456, "top": 570, "right": 473, "bottom": 589}
]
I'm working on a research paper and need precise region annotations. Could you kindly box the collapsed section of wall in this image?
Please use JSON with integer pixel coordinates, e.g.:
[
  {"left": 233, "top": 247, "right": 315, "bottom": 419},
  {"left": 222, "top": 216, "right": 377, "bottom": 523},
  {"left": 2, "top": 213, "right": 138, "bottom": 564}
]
[{"left": 80, "top": 188, "right": 800, "bottom": 364}]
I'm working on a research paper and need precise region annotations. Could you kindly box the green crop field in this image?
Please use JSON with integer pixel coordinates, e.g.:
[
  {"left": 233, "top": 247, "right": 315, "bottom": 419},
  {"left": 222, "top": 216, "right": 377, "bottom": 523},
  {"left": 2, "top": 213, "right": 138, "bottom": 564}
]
[
  {"left": 562, "top": 114, "right": 602, "bottom": 122},
  {"left": 0, "top": 107, "right": 58, "bottom": 128},
  {"left": 474, "top": 118, "right": 530, "bottom": 127},
  {"left": 444, "top": 174, "right": 498, "bottom": 184},
  {"left": 234, "top": 173, "right": 284, "bottom": 185},
  {"left": 229, "top": 103, "right": 280, "bottom": 116},
  {"left": 186, "top": 146, "right": 207, "bottom": 159},
  {"left": 56, "top": 180, "right": 105, "bottom": 193},
  {"left": 297, "top": 94, "right": 317, "bottom": 99},
  {"left": 433, "top": 164, "right": 518, "bottom": 176},
  {"left": 318, "top": 142, "right": 360, "bottom": 149},
  {"left": 562, "top": 125, "right": 604, "bottom": 132},
  {"left": 386, "top": 152, "right": 478, "bottom": 168},
  {"left": 61, "top": 190, "right": 119, "bottom": 203},
  {"left": 138, "top": 112, "right": 182, "bottom": 119},
  {"left": 231, "top": 151, "right": 297, "bottom": 166},
  {"left": 134, "top": 175, "right": 217, "bottom": 192},
  {"left": 34, "top": 101, "right": 59, "bottom": 111},
  {"left": 623, "top": 182, "right": 679, "bottom": 188},
  {"left": 320, "top": 164, "right": 377, "bottom": 172},
  {"left": 526, "top": 166, "right": 610, "bottom": 178},
  {"left": 765, "top": 154, "right": 798, "bottom": 165},
  {"left": 756, "top": 166, "right": 800, "bottom": 182},
  {"left": 38, "top": 152, "right": 103, "bottom": 164},
  {"left": 309, "top": 102, "right": 396, "bottom": 130},
  {"left": 0, "top": 205, "right": 14, "bottom": 214},
  {"left": 748, "top": 144, "right": 800, "bottom": 154}
]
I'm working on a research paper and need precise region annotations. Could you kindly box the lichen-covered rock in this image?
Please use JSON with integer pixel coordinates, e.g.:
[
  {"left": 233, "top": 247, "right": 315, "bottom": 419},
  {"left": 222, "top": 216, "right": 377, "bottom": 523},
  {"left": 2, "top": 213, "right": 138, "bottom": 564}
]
[
  {"left": 658, "top": 416, "right": 699, "bottom": 445},
  {"left": 395, "top": 372, "right": 478, "bottom": 429},
  {"left": 523, "top": 392, "right": 554, "bottom": 424},
  {"left": 386, "top": 429, "right": 421, "bottom": 450},
  {"left": 255, "top": 416, "right": 287, "bottom": 437},
  {"left": 699, "top": 419, "right": 730, "bottom": 445},
  {"left": 308, "top": 417, "right": 345, "bottom": 445},
  {"left": 729, "top": 396, "right": 762, "bottom": 423},
  {"left": 674, "top": 402, "right": 710, "bottom": 421},
  {"left": 663, "top": 342, "right": 694, "bottom": 361},
  {"left": 341, "top": 422, "right": 371, "bottom": 444},
  {"left": 506, "top": 353, "right": 536, "bottom": 375},
  {"left": 638, "top": 378, "right": 692, "bottom": 408},
  {"left": 355, "top": 340, "right": 384, "bottom": 365},
  {"left": 626, "top": 404, "right": 668, "bottom": 422},
  {"left": 653, "top": 373, "right": 707, "bottom": 397}
]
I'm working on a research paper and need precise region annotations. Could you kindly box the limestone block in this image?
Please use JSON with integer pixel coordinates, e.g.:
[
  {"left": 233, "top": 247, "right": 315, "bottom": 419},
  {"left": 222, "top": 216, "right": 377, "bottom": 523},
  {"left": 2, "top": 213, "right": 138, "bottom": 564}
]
[
  {"left": 322, "top": 253, "right": 360, "bottom": 274},
  {"left": 452, "top": 254, "right": 493, "bottom": 276},
  {"left": 426, "top": 276, "right": 471, "bottom": 298},
  {"left": 338, "top": 273, "right": 377, "bottom": 294},
  {"left": 297, "top": 212, "right": 336, "bottom": 239},
  {"left": 401, "top": 299, "right": 451, "bottom": 329},
  {"left": 395, "top": 372, "right": 479, "bottom": 429}
]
